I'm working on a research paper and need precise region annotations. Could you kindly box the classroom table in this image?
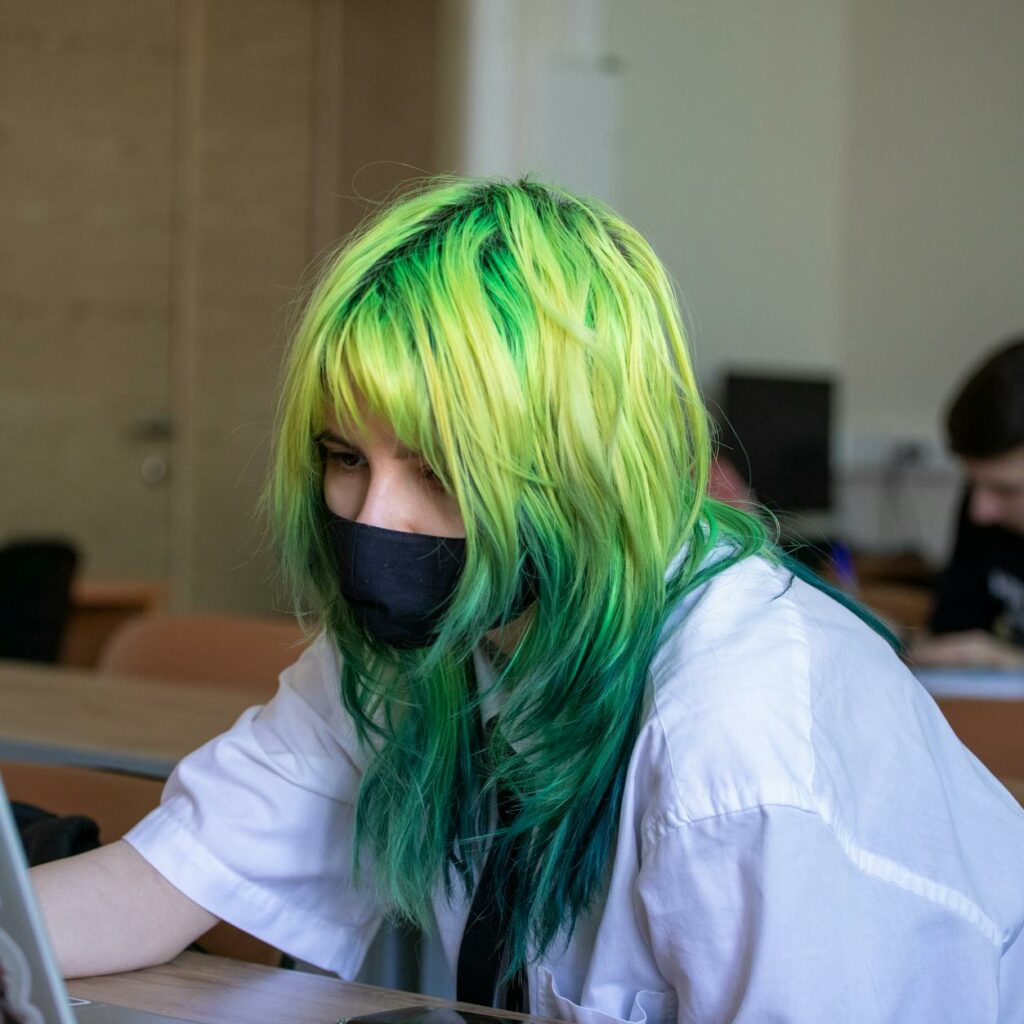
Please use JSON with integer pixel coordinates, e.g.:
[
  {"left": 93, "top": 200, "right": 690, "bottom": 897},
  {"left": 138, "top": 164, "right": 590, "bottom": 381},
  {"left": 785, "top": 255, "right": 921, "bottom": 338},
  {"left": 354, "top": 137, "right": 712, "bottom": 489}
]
[
  {"left": 68, "top": 951, "right": 547, "bottom": 1024},
  {"left": 916, "top": 667, "right": 1024, "bottom": 701},
  {"left": 0, "top": 659, "right": 264, "bottom": 778}
]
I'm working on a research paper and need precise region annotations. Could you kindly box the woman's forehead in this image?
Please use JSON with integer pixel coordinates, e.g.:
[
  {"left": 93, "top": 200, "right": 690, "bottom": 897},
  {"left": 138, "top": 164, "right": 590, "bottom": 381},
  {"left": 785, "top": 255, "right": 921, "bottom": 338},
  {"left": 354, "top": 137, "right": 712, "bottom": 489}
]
[
  {"left": 321, "top": 403, "right": 422, "bottom": 458},
  {"left": 322, "top": 402, "right": 387, "bottom": 441}
]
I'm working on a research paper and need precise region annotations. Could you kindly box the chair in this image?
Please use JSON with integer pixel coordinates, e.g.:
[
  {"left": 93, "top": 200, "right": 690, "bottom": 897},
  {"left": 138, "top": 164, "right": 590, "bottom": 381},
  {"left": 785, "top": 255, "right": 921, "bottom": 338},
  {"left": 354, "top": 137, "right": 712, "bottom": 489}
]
[
  {"left": 0, "top": 539, "right": 78, "bottom": 662},
  {"left": 98, "top": 613, "right": 307, "bottom": 694},
  {"left": 62, "top": 580, "right": 167, "bottom": 668},
  {"left": 935, "top": 698, "right": 1024, "bottom": 781},
  {"left": 2, "top": 760, "right": 283, "bottom": 966}
]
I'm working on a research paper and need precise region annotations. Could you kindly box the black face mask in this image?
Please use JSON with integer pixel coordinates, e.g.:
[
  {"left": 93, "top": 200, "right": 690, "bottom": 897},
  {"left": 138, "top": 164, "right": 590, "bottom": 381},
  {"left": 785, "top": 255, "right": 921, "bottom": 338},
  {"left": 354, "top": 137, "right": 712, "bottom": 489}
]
[
  {"left": 327, "top": 515, "right": 537, "bottom": 650},
  {"left": 328, "top": 515, "right": 464, "bottom": 649}
]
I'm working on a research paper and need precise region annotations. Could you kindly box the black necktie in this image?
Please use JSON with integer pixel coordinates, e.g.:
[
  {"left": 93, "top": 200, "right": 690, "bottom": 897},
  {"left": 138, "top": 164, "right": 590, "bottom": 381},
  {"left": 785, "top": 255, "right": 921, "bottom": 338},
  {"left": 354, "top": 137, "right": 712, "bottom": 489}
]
[{"left": 456, "top": 730, "right": 528, "bottom": 1012}]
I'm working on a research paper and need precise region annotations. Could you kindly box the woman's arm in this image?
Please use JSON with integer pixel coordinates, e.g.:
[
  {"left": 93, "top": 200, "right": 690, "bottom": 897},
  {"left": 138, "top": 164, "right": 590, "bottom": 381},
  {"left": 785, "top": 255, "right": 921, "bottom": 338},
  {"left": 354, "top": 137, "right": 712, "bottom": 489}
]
[{"left": 30, "top": 839, "right": 218, "bottom": 979}]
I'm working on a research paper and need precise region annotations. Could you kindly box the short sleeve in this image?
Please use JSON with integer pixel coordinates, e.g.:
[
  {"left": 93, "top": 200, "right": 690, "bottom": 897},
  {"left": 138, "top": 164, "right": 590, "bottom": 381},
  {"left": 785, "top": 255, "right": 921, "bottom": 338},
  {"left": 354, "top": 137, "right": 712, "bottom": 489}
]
[
  {"left": 123, "top": 636, "right": 383, "bottom": 978},
  {"left": 638, "top": 804, "right": 1005, "bottom": 1023}
]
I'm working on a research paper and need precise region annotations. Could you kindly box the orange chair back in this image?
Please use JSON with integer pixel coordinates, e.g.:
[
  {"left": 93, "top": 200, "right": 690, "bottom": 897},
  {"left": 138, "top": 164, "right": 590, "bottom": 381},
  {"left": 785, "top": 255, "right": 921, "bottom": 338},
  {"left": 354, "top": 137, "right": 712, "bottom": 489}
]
[{"left": 98, "top": 613, "right": 307, "bottom": 694}]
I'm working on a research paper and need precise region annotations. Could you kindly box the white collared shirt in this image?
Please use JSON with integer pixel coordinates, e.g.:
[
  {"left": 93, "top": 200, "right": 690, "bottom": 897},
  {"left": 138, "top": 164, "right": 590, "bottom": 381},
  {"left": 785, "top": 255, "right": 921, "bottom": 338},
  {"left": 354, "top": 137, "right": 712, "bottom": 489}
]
[{"left": 126, "top": 555, "right": 1024, "bottom": 1022}]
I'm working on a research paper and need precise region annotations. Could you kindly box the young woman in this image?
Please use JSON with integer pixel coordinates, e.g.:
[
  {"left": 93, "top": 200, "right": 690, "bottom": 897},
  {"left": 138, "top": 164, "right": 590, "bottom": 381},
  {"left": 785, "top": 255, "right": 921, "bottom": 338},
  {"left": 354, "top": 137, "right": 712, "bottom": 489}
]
[{"left": 34, "top": 179, "right": 1024, "bottom": 1021}]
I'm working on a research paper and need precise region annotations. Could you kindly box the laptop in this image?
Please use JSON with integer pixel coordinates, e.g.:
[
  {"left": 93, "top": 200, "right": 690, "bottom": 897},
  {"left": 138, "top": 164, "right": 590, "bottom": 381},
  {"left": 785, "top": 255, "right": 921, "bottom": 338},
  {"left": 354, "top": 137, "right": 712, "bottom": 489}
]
[{"left": 0, "top": 770, "right": 196, "bottom": 1024}]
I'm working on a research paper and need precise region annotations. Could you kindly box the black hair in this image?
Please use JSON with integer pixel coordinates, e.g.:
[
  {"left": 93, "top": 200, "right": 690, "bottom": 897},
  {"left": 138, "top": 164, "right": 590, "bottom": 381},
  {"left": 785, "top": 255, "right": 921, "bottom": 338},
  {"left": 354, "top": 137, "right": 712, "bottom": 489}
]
[{"left": 947, "top": 335, "right": 1024, "bottom": 458}]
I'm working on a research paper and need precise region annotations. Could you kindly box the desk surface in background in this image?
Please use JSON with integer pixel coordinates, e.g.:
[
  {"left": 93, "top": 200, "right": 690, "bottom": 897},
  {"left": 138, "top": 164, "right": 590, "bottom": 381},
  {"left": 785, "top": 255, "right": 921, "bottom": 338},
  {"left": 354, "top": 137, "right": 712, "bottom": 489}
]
[
  {"left": 0, "top": 660, "right": 264, "bottom": 778},
  {"left": 916, "top": 667, "right": 1024, "bottom": 700},
  {"left": 69, "top": 952, "right": 545, "bottom": 1024}
]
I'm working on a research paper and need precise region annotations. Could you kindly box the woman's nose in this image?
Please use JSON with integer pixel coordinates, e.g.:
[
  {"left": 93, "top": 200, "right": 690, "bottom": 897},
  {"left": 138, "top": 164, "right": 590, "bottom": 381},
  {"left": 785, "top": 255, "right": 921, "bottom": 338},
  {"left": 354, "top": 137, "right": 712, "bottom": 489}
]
[{"left": 354, "top": 468, "right": 421, "bottom": 534}]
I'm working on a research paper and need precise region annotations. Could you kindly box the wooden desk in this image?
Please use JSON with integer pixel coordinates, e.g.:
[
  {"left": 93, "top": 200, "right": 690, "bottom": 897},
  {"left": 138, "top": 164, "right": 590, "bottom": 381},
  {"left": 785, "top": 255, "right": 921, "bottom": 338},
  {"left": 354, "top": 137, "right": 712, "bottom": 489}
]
[
  {"left": 68, "top": 952, "right": 543, "bottom": 1024},
  {"left": 0, "top": 660, "right": 263, "bottom": 778}
]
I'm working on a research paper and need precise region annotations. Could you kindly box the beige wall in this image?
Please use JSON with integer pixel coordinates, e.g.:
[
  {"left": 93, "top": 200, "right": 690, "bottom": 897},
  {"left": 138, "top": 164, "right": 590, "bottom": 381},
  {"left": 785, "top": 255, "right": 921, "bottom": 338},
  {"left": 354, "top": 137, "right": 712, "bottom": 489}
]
[
  {"left": 610, "top": 0, "right": 848, "bottom": 383},
  {"left": 841, "top": 0, "right": 1024, "bottom": 442}
]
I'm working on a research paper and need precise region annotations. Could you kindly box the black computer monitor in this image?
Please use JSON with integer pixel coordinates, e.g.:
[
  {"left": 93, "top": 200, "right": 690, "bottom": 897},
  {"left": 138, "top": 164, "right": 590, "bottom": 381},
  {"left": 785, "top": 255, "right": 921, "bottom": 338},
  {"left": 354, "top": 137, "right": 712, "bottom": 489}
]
[{"left": 718, "top": 372, "right": 833, "bottom": 512}]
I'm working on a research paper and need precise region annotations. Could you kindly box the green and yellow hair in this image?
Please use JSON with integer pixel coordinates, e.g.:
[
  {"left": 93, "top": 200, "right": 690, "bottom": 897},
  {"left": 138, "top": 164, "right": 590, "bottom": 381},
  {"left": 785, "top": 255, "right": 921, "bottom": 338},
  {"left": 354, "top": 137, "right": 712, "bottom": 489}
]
[{"left": 269, "top": 178, "right": 794, "bottom": 969}]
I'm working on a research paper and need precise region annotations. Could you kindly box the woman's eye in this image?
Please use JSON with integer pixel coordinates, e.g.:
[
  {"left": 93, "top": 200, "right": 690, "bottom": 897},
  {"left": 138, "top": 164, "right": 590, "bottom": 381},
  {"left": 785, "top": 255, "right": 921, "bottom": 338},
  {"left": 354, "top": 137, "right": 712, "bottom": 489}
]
[
  {"left": 420, "top": 464, "right": 446, "bottom": 490},
  {"left": 321, "top": 445, "right": 365, "bottom": 470}
]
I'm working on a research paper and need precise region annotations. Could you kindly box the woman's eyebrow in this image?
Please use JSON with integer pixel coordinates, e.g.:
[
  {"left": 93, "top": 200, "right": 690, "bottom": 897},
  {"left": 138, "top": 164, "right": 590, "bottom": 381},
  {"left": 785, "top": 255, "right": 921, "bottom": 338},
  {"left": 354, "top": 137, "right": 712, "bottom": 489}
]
[
  {"left": 392, "top": 442, "right": 421, "bottom": 460},
  {"left": 316, "top": 429, "right": 422, "bottom": 461},
  {"left": 315, "top": 429, "right": 351, "bottom": 446}
]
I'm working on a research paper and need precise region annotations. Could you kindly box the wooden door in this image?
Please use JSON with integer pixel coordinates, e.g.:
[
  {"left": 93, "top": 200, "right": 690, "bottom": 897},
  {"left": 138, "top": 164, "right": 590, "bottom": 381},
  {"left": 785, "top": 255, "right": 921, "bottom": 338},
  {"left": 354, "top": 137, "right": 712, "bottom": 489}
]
[
  {"left": 0, "top": 0, "right": 176, "bottom": 580},
  {"left": 0, "top": 0, "right": 447, "bottom": 612}
]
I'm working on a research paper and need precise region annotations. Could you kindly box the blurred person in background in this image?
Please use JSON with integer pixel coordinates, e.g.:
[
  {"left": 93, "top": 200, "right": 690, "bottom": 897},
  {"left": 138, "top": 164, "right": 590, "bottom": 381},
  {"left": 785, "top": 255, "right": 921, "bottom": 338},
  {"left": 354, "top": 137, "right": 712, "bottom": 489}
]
[{"left": 914, "top": 337, "right": 1024, "bottom": 668}]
